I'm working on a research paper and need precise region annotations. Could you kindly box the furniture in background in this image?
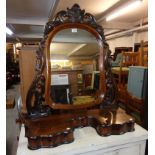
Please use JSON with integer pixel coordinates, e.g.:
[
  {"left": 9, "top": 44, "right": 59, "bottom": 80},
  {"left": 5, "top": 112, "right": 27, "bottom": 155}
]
[
  {"left": 112, "top": 47, "right": 132, "bottom": 61},
  {"left": 126, "top": 93, "right": 145, "bottom": 126},
  {"left": 6, "top": 45, "right": 20, "bottom": 89},
  {"left": 127, "top": 66, "right": 148, "bottom": 99},
  {"left": 113, "top": 41, "right": 148, "bottom": 119},
  {"left": 91, "top": 71, "right": 100, "bottom": 90},
  {"left": 82, "top": 71, "right": 100, "bottom": 96},
  {"left": 112, "top": 52, "right": 140, "bottom": 111},
  {"left": 83, "top": 73, "right": 92, "bottom": 89},
  {"left": 19, "top": 47, "right": 36, "bottom": 113},
  {"left": 52, "top": 70, "right": 84, "bottom": 96},
  {"left": 134, "top": 43, "right": 141, "bottom": 52},
  {"left": 126, "top": 66, "right": 148, "bottom": 128},
  {"left": 134, "top": 40, "right": 148, "bottom": 67},
  {"left": 117, "top": 85, "right": 128, "bottom": 106},
  {"left": 111, "top": 53, "right": 122, "bottom": 67},
  {"left": 112, "top": 51, "right": 140, "bottom": 87},
  {"left": 139, "top": 41, "right": 148, "bottom": 67},
  {"left": 51, "top": 85, "right": 72, "bottom": 104}
]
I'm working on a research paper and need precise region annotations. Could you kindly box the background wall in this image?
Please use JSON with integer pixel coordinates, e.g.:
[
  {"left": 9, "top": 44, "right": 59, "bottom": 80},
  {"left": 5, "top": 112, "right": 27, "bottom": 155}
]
[{"left": 107, "top": 31, "right": 148, "bottom": 54}]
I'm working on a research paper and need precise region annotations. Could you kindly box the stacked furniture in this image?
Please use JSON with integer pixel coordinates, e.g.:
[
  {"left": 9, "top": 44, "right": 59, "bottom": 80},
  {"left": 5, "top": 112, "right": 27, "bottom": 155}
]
[
  {"left": 139, "top": 41, "right": 148, "bottom": 67},
  {"left": 125, "top": 40, "right": 148, "bottom": 128},
  {"left": 112, "top": 51, "right": 140, "bottom": 86},
  {"left": 112, "top": 47, "right": 132, "bottom": 61},
  {"left": 111, "top": 42, "right": 148, "bottom": 127},
  {"left": 112, "top": 40, "right": 148, "bottom": 127},
  {"left": 111, "top": 53, "right": 122, "bottom": 67}
]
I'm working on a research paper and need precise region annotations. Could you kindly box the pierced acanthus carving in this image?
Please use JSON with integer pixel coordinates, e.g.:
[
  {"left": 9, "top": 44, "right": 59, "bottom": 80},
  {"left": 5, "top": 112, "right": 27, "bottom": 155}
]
[
  {"left": 35, "top": 38, "right": 47, "bottom": 73},
  {"left": 26, "top": 74, "right": 51, "bottom": 117},
  {"left": 44, "top": 4, "right": 105, "bottom": 40},
  {"left": 100, "top": 43, "right": 118, "bottom": 108},
  {"left": 26, "top": 38, "right": 47, "bottom": 114}
]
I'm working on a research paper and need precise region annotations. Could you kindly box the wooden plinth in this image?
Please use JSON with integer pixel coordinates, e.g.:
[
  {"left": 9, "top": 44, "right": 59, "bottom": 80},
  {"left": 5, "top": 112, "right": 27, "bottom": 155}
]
[{"left": 23, "top": 108, "right": 135, "bottom": 150}]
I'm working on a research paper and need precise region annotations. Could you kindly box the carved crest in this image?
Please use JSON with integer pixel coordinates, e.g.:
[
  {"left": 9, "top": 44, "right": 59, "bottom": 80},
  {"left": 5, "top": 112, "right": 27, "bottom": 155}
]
[{"left": 44, "top": 4, "right": 105, "bottom": 39}]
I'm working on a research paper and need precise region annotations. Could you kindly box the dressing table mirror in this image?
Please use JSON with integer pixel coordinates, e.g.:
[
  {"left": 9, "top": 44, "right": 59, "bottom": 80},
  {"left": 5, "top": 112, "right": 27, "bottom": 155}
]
[
  {"left": 49, "top": 28, "right": 100, "bottom": 106},
  {"left": 18, "top": 4, "right": 135, "bottom": 150}
]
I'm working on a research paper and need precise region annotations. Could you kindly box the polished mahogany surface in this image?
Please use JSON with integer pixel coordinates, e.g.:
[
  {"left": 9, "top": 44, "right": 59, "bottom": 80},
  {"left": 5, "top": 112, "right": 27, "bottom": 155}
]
[
  {"left": 22, "top": 108, "right": 134, "bottom": 150},
  {"left": 18, "top": 4, "right": 135, "bottom": 150}
]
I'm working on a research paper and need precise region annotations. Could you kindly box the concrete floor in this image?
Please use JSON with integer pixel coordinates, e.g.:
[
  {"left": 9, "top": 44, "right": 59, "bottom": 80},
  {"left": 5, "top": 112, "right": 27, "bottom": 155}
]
[{"left": 6, "top": 84, "right": 21, "bottom": 155}]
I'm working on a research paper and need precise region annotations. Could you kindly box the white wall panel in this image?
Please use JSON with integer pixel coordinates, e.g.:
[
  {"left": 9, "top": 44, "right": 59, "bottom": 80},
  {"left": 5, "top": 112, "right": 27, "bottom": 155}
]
[{"left": 107, "top": 31, "right": 148, "bottom": 54}]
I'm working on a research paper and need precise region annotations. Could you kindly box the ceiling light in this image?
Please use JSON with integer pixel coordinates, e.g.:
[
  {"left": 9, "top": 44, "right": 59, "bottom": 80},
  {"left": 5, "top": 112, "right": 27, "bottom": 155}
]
[
  {"left": 106, "top": 0, "right": 142, "bottom": 21},
  {"left": 6, "top": 27, "right": 13, "bottom": 35}
]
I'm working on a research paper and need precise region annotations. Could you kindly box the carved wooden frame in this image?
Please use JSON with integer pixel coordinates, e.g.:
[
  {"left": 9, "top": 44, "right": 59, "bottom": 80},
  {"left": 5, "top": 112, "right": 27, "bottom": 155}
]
[
  {"left": 18, "top": 4, "right": 135, "bottom": 150},
  {"left": 26, "top": 4, "right": 118, "bottom": 113}
]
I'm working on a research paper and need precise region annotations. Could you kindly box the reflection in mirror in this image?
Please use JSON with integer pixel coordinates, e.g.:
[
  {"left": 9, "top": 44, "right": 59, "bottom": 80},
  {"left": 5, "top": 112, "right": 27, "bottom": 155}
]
[{"left": 50, "top": 28, "right": 100, "bottom": 105}]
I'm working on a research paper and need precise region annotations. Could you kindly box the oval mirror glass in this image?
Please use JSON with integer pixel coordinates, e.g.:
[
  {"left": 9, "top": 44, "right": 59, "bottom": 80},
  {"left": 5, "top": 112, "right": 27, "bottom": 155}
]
[{"left": 49, "top": 28, "right": 100, "bottom": 105}]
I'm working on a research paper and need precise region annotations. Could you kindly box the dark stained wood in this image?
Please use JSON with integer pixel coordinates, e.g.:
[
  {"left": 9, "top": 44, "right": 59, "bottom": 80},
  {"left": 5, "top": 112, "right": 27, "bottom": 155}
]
[
  {"left": 20, "top": 108, "right": 134, "bottom": 150},
  {"left": 18, "top": 4, "right": 135, "bottom": 150}
]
